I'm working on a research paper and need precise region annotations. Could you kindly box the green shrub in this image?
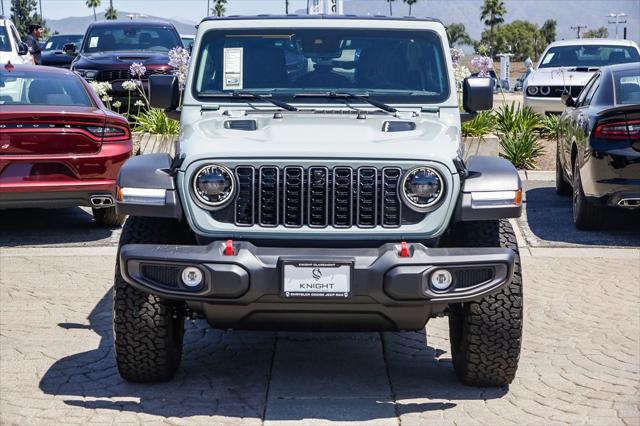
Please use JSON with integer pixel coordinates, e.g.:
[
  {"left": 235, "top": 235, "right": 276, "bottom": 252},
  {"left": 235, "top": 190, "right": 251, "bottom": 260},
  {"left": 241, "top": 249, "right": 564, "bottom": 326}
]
[
  {"left": 540, "top": 114, "right": 561, "bottom": 139},
  {"left": 462, "top": 111, "right": 496, "bottom": 137},
  {"left": 500, "top": 132, "right": 545, "bottom": 169},
  {"left": 133, "top": 108, "right": 180, "bottom": 135},
  {"left": 494, "top": 102, "right": 542, "bottom": 137}
]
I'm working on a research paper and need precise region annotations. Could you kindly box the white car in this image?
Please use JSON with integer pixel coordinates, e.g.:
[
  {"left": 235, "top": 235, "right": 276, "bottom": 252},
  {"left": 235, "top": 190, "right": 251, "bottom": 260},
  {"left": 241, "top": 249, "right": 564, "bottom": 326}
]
[
  {"left": 0, "top": 18, "right": 33, "bottom": 65},
  {"left": 523, "top": 38, "right": 640, "bottom": 115}
]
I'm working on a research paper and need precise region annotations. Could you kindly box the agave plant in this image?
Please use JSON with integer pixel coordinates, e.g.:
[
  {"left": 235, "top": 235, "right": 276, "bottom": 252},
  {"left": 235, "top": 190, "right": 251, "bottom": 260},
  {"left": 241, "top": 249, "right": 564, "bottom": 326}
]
[
  {"left": 494, "top": 102, "right": 542, "bottom": 137},
  {"left": 500, "top": 132, "right": 544, "bottom": 169},
  {"left": 539, "top": 114, "right": 561, "bottom": 139},
  {"left": 461, "top": 111, "right": 496, "bottom": 137},
  {"left": 133, "top": 108, "right": 180, "bottom": 135}
]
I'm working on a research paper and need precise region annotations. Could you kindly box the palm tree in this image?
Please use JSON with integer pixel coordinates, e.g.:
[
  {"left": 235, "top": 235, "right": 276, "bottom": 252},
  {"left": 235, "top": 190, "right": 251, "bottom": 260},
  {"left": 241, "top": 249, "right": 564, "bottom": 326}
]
[
  {"left": 447, "top": 23, "right": 472, "bottom": 46},
  {"left": 404, "top": 0, "right": 417, "bottom": 17},
  {"left": 480, "top": 0, "right": 506, "bottom": 56},
  {"left": 386, "top": 0, "right": 395, "bottom": 16},
  {"left": 213, "top": 0, "right": 227, "bottom": 17},
  {"left": 105, "top": 0, "right": 117, "bottom": 20},
  {"left": 86, "top": 0, "right": 101, "bottom": 21}
]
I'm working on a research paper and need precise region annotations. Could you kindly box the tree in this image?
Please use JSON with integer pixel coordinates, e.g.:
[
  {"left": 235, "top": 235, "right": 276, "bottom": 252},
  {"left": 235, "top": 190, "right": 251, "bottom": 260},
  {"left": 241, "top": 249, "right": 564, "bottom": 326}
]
[
  {"left": 583, "top": 27, "right": 609, "bottom": 38},
  {"left": 212, "top": 0, "right": 227, "bottom": 17},
  {"left": 10, "top": 0, "right": 49, "bottom": 38},
  {"left": 539, "top": 19, "right": 557, "bottom": 45},
  {"left": 105, "top": 0, "right": 117, "bottom": 19},
  {"left": 386, "top": 0, "right": 395, "bottom": 16},
  {"left": 480, "top": 0, "right": 506, "bottom": 56},
  {"left": 447, "top": 23, "right": 472, "bottom": 46},
  {"left": 478, "top": 20, "right": 542, "bottom": 61},
  {"left": 86, "top": 0, "right": 101, "bottom": 21},
  {"left": 404, "top": 0, "right": 418, "bottom": 17}
]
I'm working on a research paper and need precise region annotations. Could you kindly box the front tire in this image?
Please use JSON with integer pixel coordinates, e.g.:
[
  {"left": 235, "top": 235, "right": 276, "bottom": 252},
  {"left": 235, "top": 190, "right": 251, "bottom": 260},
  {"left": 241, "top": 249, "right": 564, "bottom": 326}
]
[
  {"left": 572, "top": 161, "right": 604, "bottom": 230},
  {"left": 447, "top": 220, "right": 523, "bottom": 387},
  {"left": 113, "top": 216, "right": 190, "bottom": 382}
]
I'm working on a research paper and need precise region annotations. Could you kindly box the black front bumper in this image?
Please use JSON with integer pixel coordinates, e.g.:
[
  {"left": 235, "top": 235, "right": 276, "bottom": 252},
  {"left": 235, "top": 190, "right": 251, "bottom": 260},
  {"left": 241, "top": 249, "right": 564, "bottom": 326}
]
[{"left": 120, "top": 241, "right": 515, "bottom": 331}]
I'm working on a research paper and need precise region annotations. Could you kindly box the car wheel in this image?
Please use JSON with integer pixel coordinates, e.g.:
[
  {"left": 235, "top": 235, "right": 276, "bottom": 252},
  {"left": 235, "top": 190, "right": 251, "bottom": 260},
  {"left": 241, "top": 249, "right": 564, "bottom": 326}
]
[
  {"left": 92, "top": 206, "right": 125, "bottom": 228},
  {"left": 572, "top": 162, "right": 604, "bottom": 230},
  {"left": 555, "top": 149, "right": 572, "bottom": 196}
]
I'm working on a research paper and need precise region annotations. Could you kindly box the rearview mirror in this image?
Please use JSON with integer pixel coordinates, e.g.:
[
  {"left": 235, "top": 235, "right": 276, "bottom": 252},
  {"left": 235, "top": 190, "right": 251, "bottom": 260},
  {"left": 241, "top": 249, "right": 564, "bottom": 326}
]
[
  {"left": 462, "top": 77, "right": 493, "bottom": 112},
  {"left": 17, "top": 42, "right": 28, "bottom": 56},
  {"left": 63, "top": 43, "right": 76, "bottom": 56},
  {"left": 561, "top": 92, "right": 575, "bottom": 107},
  {"left": 149, "top": 74, "right": 180, "bottom": 111}
]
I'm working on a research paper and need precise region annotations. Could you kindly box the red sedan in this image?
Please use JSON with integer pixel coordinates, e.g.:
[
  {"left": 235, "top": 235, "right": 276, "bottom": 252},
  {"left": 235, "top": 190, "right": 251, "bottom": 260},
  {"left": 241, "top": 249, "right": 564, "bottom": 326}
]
[{"left": 0, "top": 63, "right": 132, "bottom": 227}]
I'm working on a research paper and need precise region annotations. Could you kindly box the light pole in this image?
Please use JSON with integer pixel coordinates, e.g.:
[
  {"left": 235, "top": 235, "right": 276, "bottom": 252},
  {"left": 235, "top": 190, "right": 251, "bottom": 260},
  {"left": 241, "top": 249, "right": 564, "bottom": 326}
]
[
  {"left": 607, "top": 13, "right": 628, "bottom": 39},
  {"left": 207, "top": 0, "right": 210, "bottom": 16}
]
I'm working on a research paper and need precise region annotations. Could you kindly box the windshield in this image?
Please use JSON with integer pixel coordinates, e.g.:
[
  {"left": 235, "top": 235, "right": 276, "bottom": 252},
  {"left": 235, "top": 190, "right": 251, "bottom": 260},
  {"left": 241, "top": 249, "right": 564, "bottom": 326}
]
[
  {"left": 0, "top": 27, "right": 10, "bottom": 52},
  {"left": 0, "top": 71, "right": 93, "bottom": 106},
  {"left": 539, "top": 45, "right": 640, "bottom": 69},
  {"left": 44, "top": 35, "right": 83, "bottom": 51},
  {"left": 82, "top": 25, "right": 180, "bottom": 53},
  {"left": 193, "top": 28, "right": 450, "bottom": 104},
  {"left": 614, "top": 69, "right": 640, "bottom": 105}
]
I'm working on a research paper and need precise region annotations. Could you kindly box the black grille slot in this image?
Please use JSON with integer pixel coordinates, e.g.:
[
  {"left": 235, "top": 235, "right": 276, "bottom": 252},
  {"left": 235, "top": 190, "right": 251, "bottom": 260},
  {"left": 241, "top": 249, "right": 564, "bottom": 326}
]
[
  {"left": 259, "top": 166, "right": 279, "bottom": 226},
  {"left": 550, "top": 85, "right": 583, "bottom": 98},
  {"left": 357, "top": 167, "right": 377, "bottom": 227},
  {"left": 308, "top": 167, "right": 329, "bottom": 227},
  {"left": 381, "top": 168, "right": 402, "bottom": 227},
  {"left": 234, "top": 167, "right": 255, "bottom": 226},
  {"left": 141, "top": 264, "right": 182, "bottom": 288},
  {"left": 283, "top": 166, "right": 304, "bottom": 227},
  {"left": 454, "top": 268, "right": 494, "bottom": 288},
  {"left": 96, "top": 68, "right": 168, "bottom": 82},
  {"left": 333, "top": 167, "right": 353, "bottom": 227}
]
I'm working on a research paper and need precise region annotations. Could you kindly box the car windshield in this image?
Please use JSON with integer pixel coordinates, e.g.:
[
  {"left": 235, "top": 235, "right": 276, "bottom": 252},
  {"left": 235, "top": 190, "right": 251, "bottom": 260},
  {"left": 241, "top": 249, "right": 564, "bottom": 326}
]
[
  {"left": 0, "top": 27, "right": 10, "bottom": 52},
  {"left": 44, "top": 35, "right": 83, "bottom": 51},
  {"left": 193, "top": 28, "right": 450, "bottom": 104},
  {"left": 614, "top": 68, "right": 640, "bottom": 105},
  {"left": 539, "top": 45, "right": 640, "bottom": 68},
  {"left": 0, "top": 71, "right": 93, "bottom": 106},
  {"left": 82, "top": 25, "right": 180, "bottom": 53}
]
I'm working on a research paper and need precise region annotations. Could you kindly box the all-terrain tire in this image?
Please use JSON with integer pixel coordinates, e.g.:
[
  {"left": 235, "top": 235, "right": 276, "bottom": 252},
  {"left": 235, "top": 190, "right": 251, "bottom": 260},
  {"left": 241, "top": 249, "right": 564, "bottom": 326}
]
[
  {"left": 113, "top": 216, "right": 191, "bottom": 382},
  {"left": 446, "top": 220, "right": 523, "bottom": 387},
  {"left": 555, "top": 148, "right": 572, "bottom": 196},
  {"left": 572, "top": 161, "right": 605, "bottom": 230},
  {"left": 93, "top": 206, "right": 125, "bottom": 227}
]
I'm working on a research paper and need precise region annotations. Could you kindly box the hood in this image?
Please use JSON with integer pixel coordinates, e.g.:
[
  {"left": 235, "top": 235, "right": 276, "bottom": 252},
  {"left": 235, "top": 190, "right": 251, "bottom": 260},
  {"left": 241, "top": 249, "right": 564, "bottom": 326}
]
[
  {"left": 0, "top": 52, "right": 27, "bottom": 65},
  {"left": 77, "top": 51, "right": 170, "bottom": 66},
  {"left": 179, "top": 109, "right": 460, "bottom": 169},
  {"left": 527, "top": 67, "right": 595, "bottom": 87},
  {"left": 41, "top": 50, "right": 73, "bottom": 65}
]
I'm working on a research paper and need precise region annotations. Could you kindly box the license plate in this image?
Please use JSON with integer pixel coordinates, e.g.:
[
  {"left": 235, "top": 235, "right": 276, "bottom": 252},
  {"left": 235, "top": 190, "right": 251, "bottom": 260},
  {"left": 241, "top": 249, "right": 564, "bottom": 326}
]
[{"left": 282, "top": 261, "right": 351, "bottom": 298}]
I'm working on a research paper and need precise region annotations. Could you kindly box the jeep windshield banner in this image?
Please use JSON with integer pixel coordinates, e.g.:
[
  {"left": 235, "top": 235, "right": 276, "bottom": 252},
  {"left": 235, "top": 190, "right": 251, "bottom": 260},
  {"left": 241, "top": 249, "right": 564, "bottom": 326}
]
[{"left": 192, "top": 28, "right": 450, "bottom": 104}]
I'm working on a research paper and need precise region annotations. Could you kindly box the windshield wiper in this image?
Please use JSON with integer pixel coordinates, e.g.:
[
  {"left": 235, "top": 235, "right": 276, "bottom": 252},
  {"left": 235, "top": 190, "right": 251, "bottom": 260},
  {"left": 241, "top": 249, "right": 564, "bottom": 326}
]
[
  {"left": 200, "top": 91, "right": 298, "bottom": 111},
  {"left": 294, "top": 92, "right": 397, "bottom": 113}
]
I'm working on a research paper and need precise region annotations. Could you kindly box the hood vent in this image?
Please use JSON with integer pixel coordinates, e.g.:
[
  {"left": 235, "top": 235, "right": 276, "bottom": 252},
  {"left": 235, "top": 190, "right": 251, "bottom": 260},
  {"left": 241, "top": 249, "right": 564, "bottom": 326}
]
[
  {"left": 224, "top": 120, "right": 258, "bottom": 131},
  {"left": 382, "top": 121, "right": 416, "bottom": 132}
]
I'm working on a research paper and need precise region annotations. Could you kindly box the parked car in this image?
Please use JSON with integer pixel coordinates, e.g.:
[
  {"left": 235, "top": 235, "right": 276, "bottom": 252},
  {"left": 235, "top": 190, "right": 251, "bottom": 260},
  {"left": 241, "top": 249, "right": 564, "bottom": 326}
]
[
  {"left": 113, "top": 15, "right": 524, "bottom": 387},
  {"left": 180, "top": 34, "right": 194, "bottom": 50},
  {"left": 0, "top": 64, "right": 132, "bottom": 227},
  {"left": 524, "top": 39, "right": 640, "bottom": 115},
  {"left": 67, "top": 20, "right": 181, "bottom": 104},
  {"left": 0, "top": 17, "right": 32, "bottom": 65},
  {"left": 513, "top": 68, "right": 532, "bottom": 92},
  {"left": 556, "top": 62, "right": 640, "bottom": 229},
  {"left": 41, "top": 34, "right": 83, "bottom": 68}
]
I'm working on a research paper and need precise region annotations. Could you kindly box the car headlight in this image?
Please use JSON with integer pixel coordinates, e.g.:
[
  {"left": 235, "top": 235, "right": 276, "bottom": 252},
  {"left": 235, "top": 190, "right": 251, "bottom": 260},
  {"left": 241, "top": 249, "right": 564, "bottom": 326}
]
[
  {"left": 400, "top": 167, "right": 444, "bottom": 212},
  {"left": 526, "top": 86, "right": 539, "bottom": 96},
  {"left": 74, "top": 69, "right": 99, "bottom": 79},
  {"left": 540, "top": 86, "right": 551, "bottom": 96},
  {"left": 192, "top": 164, "right": 236, "bottom": 209}
]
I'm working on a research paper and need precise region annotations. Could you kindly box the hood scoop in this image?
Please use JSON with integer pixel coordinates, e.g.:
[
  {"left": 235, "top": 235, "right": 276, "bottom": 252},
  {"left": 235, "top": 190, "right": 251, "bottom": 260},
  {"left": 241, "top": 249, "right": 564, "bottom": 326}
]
[
  {"left": 382, "top": 121, "right": 416, "bottom": 132},
  {"left": 224, "top": 120, "right": 257, "bottom": 131}
]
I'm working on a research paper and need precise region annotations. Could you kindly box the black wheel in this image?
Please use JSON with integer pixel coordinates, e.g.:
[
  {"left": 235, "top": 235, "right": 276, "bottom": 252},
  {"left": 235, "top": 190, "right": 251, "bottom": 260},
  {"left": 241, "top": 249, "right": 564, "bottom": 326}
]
[
  {"left": 113, "top": 216, "right": 191, "bottom": 382},
  {"left": 446, "top": 220, "right": 523, "bottom": 387},
  {"left": 555, "top": 149, "right": 572, "bottom": 196},
  {"left": 572, "top": 161, "right": 604, "bottom": 230},
  {"left": 92, "top": 206, "right": 125, "bottom": 227}
]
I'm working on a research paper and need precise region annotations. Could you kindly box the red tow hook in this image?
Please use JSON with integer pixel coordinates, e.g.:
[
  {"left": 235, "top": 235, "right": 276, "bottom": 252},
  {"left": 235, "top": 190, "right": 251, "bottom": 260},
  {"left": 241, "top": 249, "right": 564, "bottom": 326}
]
[
  {"left": 224, "top": 239, "right": 235, "bottom": 256},
  {"left": 399, "top": 241, "right": 411, "bottom": 258}
]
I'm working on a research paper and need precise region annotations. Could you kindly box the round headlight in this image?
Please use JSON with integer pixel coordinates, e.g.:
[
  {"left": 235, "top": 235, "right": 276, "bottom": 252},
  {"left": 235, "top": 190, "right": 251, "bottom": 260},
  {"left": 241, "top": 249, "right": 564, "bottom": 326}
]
[
  {"left": 527, "top": 85, "right": 539, "bottom": 96},
  {"left": 192, "top": 164, "right": 235, "bottom": 208},
  {"left": 540, "top": 86, "right": 551, "bottom": 96},
  {"left": 401, "top": 167, "right": 444, "bottom": 212}
]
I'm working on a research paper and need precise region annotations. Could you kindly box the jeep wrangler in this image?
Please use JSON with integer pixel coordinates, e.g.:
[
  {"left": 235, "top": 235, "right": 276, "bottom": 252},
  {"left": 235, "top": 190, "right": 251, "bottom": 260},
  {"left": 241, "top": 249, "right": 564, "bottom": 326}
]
[{"left": 113, "top": 16, "right": 523, "bottom": 387}]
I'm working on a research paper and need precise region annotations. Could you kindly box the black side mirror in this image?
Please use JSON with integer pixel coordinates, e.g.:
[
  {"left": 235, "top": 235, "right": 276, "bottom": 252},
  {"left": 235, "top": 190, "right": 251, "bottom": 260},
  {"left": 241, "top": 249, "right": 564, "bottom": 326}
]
[
  {"left": 188, "top": 42, "right": 194, "bottom": 53},
  {"left": 561, "top": 92, "right": 575, "bottom": 107},
  {"left": 462, "top": 77, "right": 493, "bottom": 112},
  {"left": 17, "top": 42, "right": 29, "bottom": 55},
  {"left": 149, "top": 74, "right": 180, "bottom": 111},
  {"left": 63, "top": 43, "right": 76, "bottom": 56}
]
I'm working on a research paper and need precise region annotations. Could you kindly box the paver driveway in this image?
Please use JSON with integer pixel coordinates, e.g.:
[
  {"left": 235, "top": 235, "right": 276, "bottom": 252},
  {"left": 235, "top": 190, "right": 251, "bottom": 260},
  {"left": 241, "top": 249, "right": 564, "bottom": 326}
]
[{"left": 1, "top": 181, "right": 639, "bottom": 425}]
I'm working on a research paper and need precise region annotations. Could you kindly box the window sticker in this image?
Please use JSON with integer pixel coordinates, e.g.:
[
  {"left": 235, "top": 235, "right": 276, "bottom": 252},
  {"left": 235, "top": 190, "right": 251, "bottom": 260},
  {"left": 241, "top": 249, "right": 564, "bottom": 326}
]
[
  {"left": 45, "top": 41, "right": 53, "bottom": 49},
  {"left": 223, "top": 47, "right": 243, "bottom": 90},
  {"left": 89, "top": 36, "right": 99, "bottom": 48}
]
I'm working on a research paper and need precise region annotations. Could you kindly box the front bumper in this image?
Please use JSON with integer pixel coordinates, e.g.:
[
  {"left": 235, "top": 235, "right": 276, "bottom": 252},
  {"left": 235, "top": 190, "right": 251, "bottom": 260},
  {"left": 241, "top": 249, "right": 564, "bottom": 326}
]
[
  {"left": 523, "top": 96, "right": 565, "bottom": 115},
  {"left": 120, "top": 241, "right": 516, "bottom": 331}
]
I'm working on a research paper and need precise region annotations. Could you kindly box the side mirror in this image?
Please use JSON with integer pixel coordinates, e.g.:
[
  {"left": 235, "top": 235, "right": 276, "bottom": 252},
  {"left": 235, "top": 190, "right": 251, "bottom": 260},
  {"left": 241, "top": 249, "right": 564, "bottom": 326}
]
[
  {"left": 63, "top": 43, "right": 76, "bottom": 56},
  {"left": 561, "top": 92, "right": 575, "bottom": 107},
  {"left": 149, "top": 74, "right": 180, "bottom": 110},
  {"left": 462, "top": 77, "right": 493, "bottom": 112},
  {"left": 17, "top": 42, "right": 29, "bottom": 56}
]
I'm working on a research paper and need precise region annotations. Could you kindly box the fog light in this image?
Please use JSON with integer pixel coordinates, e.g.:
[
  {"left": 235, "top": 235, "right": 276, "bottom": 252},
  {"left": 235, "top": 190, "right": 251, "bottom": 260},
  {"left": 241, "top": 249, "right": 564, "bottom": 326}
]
[
  {"left": 181, "top": 267, "right": 203, "bottom": 288},
  {"left": 430, "top": 269, "right": 453, "bottom": 291}
]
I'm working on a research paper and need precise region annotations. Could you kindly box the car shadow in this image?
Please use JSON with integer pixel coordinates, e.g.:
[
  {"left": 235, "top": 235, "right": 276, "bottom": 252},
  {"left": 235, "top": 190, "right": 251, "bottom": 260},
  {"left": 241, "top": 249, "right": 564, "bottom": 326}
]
[
  {"left": 0, "top": 207, "right": 117, "bottom": 247},
  {"left": 523, "top": 186, "right": 640, "bottom": 247},
  {"left": 40, "top": 291, "right": 506, "bottom": 421}
]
